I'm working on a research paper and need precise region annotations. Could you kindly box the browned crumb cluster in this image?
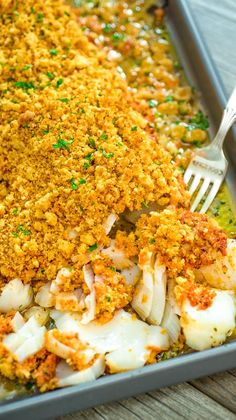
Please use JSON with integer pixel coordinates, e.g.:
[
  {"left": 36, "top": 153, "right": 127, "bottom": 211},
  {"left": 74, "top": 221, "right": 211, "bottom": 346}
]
[
  {"left": 135, "top": 209, "right": 227, "bottom": 278},
  {"left": 0, "top": 0, "right": 189, "bottom": 285}
]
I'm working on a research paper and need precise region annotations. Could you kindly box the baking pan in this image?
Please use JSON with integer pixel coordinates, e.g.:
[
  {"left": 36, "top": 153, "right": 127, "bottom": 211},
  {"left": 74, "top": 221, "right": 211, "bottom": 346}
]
[{"left": 1, "top": 0, "right": 236, "bottom": 418}]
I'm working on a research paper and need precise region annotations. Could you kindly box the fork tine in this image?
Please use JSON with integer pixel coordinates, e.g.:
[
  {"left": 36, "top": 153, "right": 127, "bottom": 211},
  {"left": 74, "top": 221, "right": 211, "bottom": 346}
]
[
  {"left": 183, "top": 167, "right": 193, "bottom": 184},
  {"left": 199, "top": 179, "right": 222, "bottom": 214},
  {"left": 189, "top": 174, "right": 201, "bottom": 196},
  {"left": 190, "top": 178, "right": 211, "bottom": 212}
]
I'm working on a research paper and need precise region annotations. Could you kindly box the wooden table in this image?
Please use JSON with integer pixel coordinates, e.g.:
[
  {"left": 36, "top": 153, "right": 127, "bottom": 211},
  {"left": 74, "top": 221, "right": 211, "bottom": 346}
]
[{"left": 59, "top": 1, "right": 236, "bottom": 418}]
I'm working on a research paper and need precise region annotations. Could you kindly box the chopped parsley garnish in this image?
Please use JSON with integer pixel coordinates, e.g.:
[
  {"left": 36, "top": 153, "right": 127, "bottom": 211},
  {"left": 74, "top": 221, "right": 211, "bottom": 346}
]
[
  {"left": 55, "top": 78, "right": 63, "bottom": 88},
  {"left": 31, "top": 6, "right": 36, "bottom": 14},
  {"left": 174, "top": 62, "right": 182, "bottom": 70},
  {"left": 150, "top": 238, "right": 155, "bottom": 244},
  {"left": 89, "top": 243, "right": 98, "bottom": 252},
  {"left": 84, "top": 153, "right": 93, "bottom": 168},
  {"left": 13, "top": 224, "right": 31, "bottom": 237},
  {"left": 192, "top": 140, "right": 202, "bottom": 148},
  {"left": 14, "top": 81, "right": 34, "bottom": 90},
  {"left": 117, "top": 140, "right": 123, "bottom": 147},
  {"left": 99, "top": 149, "right": 114, "bottom": 158},
  {"left": 112, "top": 32, "right": 125, "bottom": 42},
  {"left": 46, "top": 71, "right": 54, "bottom": 80},
  {"left": 106, "top": 295, "right": 111, "bottom": 302},
  {"left": 88, "top": 137, "right": 96, "bottom": 148},
  {"left": 58, "top": 97, "right": 69, "bottom": 103},
  {"left": 100, "top": 132, "right": 107, "bottom": 141},
  {"left": 70, "top": 178, "right": 86, "bottom": 189},
  {"left": 25, "top": 382, "right": 35, "bottom": 391},
  {"left": 190, "top": 111, "right": 209, "bottom": 130},
  {"left": 22, "top": 64, "right": 32, "bottom": 71},
  {"left": 142, "top": 201, "right": 149, "bottom": 208},
  {"left": 64, "top": 11, "right": 70, "bottom": 17},
  {"left": 131, "top": 125, "right": 137, "bottom": 131},
  {"left": 103, "top": 23, "right": 112, "bottom": 33},
  {"left": 43, "top": 129, "right": 49, "bottom": 134},
  {"left": 50, "top": 49, "right": 58, "bottom": 56},
  {"left": 69, "top": 178, "right": 78, "bottom": 190},
  {"left": 12, "top": 208, "right": 18, "bottom": 215},
  {"left": 165, "top": 95, "right": 173, "bottom": 102},
  {"left": 85, "top": 153, "right": 93, "bottom": 161},
  {"left": 148, "top": 99, "right": 157, "bottom": 108},
  {"left": 109, "top": 266, "right": 117, "bottom": 272},
  {"left": 37, "top": 13, "right": 44, "bottom": 23},
  {"left": 52, "top": 138, "right": 74, "bottom": 150}
]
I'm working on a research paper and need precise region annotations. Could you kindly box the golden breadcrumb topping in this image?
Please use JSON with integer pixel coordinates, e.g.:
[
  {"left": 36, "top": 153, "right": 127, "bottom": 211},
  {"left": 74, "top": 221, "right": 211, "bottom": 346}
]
[
  {"left": 92, "top": 257, "right": 133, "bottom": 322},
  {"left": 0, "top": 0, "right": 189, "bottom": 285},
  {"left": 135, "top": 209, "right": 227, "bottom": 277}
]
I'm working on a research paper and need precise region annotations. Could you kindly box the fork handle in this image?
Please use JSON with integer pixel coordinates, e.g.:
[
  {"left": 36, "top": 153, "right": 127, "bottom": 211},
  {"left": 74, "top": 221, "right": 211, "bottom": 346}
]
[{"left": 211, "top": 86, "right": 236, "bottom": 149}]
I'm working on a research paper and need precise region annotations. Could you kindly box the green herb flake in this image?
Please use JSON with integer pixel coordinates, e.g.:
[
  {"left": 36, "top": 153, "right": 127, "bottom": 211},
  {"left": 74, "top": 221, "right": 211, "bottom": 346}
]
[
  {"left": 50, "top": 49, "right": 58, "bottom": 56},
  {"left": 89, "top": 243, "right": 98, "bottom": 252},
  {"left": 103, "top": 23, "right": 112, "bottom": 33},
  {"left": 22, "top": 64, "right": 32, "bottom": 71},
  {"left": 46, "top": 71, "right": 54, "bottom": 80},
  {"left": 17, "top": 224, "right": 31, "bottom": 236},
  {"left": 83, "top": 162, "right": 90, "bottom": 169},
  {"left": 165, "top": 95, "right": 173, "bottom": 102},
  {"left": 69, "top": 178, "right": 78, "bottom": 190},
  {"left": 64, "top": 11, "right": 70, "bottom": 17},
  {"left": 55, "top": 78, "right": 63, "bottom": 88},
  {"left": 117, "top": 140, "right": 123, "bottom": 147},
  {"left": 52, "top": 138, "right": 74, "bottom": 150},
  {"left": 12, "top": 208, "right": 18, "bottom": 215},
  {"left": 88, "top": 137, "right": 96, "bottom": 149},
  {"left": 100, "top": 148, "right": 114, "bottom": 158},
  {"left": 100, "top": 132, "right": 107, "bottom": 141},
  {"left": 12, "top": 232, "right": 19, "bottom": 238},
  {"left": 109, "top": 266, "right": 117, "bottom": 272},
  {"left": 43, "top": 129, "right": 49, "bottom": 135},
  {"left": 192, "top": 140, "right": 202, "bottom": 148},
  {"left": 112, "top": 32, "right": 125, "bottom": 42},
  {"left": 14, "top": 81, "right": 34, "bottom": 90},
  {"left": 149, "top": 238, "right": 155, "bottom": 244},
  {"left": 131, "top": 125, "right": 137, "bottom": 131},
  {"left": 37, "top": 13, "right": 44, "bottom": 23},
  {"left": 148, "top": 99, "right": 157, "bottom": 108},
  {"left": 79, "top": 178, "right": 86, "bottom": 185},
  {"left": 190, "top": 111, "right": 209, "bottom": 130},
  {"left": 85, "top": 153, "right": 93, "bottom": 161},
  {"left": 31, "top": 7, "right": 36, "bottom": 14},
  {"left": 142, "top": 201, "right": 149, "bottom": 208},
  {"left": 106, "top": 295, "right": 111, "bottom": 302},
  {"left": 59, "top": 97, "right": 69, "bottom": 103}
]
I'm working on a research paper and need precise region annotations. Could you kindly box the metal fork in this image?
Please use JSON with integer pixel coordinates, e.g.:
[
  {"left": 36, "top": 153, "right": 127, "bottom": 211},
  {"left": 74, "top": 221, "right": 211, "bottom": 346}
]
[{"left": 184, "top": 87, "right": 236, "bottom": 213}]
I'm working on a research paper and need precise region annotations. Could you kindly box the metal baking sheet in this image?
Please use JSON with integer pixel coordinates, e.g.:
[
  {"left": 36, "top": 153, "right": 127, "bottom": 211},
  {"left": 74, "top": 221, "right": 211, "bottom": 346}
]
[{"left": 1, "top": 0, "right": 236, "bottom": 418}]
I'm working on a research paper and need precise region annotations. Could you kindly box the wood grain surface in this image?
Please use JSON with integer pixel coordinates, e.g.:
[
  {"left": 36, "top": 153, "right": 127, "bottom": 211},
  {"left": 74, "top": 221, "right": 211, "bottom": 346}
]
[{"left": 58, "top": 1, "right": 236, "bottom": 418}]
